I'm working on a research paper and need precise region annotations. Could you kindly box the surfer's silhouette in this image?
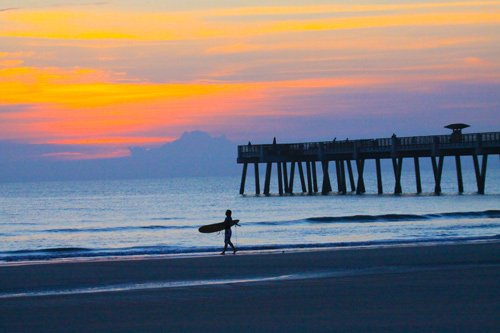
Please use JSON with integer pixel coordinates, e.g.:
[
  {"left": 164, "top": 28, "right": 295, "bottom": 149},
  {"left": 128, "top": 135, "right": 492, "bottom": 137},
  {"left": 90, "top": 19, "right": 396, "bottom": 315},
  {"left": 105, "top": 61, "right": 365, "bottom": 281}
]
[{"left": 221, "top": 210, "right": 237, "bottom": 255}]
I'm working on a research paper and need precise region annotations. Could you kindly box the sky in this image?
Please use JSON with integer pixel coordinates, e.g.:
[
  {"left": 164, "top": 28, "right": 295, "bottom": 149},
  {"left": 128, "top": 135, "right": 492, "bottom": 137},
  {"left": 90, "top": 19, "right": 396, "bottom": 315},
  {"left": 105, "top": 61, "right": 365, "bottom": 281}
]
[{"left": 0, "top": 0, "right": 499, "bottom": 160}]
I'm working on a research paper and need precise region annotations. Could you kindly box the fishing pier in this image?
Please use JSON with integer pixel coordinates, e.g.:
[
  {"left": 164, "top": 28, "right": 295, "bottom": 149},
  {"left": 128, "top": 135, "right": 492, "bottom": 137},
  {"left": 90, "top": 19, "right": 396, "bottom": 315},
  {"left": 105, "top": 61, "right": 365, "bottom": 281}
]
[{"left": 237, "top": 126, "right": 500, "bottom": 195}]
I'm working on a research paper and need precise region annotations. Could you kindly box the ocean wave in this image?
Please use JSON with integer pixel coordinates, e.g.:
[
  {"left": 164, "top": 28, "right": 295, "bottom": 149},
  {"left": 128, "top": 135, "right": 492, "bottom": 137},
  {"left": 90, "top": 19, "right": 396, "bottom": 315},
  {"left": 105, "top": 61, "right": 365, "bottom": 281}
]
[
  {"left": 246, "top": 210, "right": 500, "bottom": 226},
  {"left": 44, "top": 225, "right": 192, "bottom": 233},
  {"left": 9, "top": 210, "right": 500, "bottom": 235},
  {"left": 306, "top": 210, "right": 500, "bottom": 223},
  {"left": 7, "top": 247, "right": 93, "bottom": 254},
  {"left": 1, "top": 235, "right": 498, "bottom": 262},
  {"left": 0, "top": 245, "right": 198, "bottom": 261},
  {"left": 241, "top": 210, "right": 500, "bottom": 226}
]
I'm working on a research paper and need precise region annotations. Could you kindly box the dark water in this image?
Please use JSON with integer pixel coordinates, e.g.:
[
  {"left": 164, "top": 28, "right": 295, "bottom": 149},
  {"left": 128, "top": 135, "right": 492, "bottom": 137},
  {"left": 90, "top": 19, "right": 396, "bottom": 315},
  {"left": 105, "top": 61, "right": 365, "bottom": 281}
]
[{"left": 0, "top": 163, "right": 499, "bottom": 262}]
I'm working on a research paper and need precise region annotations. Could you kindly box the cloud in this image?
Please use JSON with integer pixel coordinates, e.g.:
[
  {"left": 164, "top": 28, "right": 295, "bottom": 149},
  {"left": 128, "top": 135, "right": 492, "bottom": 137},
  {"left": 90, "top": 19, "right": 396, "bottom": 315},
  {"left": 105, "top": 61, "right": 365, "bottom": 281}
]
[
  {"left": 0, "top": 1, "right": 498, "bottom": 156},
  {"left": 0, "top": 65, "right": 385, "bottom": 144},
  {"left": 1, "top": 3, "right": 498, "bottom": 41},
  {"left": 0, "top": 1, "right": 109, "bottom": 11},
  {"left": 0, "top": 7, "right": 18, "bottom": 12},
  {"left": 209, "top": 2, "right": 500, "bottom": 18},
  {"left": 1, "top": 61, "right": 498, "bottom": 146},
  {"left": 0, "top": 104, "right": 35, "bottom": 113},
  {"left": 204, "top": 36, "right": 492, "bottom": 55},
  {"left": 40, "top": 149, "right": 127, "bottom": 160},
  {"left": 0, "top": 59, "right": 24, "bottom": 67},
  {"left": 0, "top": 51, "right": 34, "bottom": 58},
  {"left": 0, "top": 140, "right": 127, "bottom": 161},
  {"left": 45, "top": 136, "right": 175, "bottom": 146}
]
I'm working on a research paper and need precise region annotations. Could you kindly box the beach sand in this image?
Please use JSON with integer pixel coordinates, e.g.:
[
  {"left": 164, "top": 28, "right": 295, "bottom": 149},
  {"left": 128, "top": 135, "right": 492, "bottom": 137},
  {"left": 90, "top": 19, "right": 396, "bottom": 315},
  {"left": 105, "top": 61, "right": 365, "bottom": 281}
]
[{"left": 1, "top": 242, "right": 499, "bottom": 332}]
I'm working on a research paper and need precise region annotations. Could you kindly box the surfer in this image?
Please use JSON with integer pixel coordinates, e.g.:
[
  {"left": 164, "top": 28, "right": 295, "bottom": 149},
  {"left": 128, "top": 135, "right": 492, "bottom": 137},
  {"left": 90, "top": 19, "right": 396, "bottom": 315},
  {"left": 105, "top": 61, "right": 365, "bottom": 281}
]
[{"left": 221, "top": 210, "right": 237, "bottom": 255}]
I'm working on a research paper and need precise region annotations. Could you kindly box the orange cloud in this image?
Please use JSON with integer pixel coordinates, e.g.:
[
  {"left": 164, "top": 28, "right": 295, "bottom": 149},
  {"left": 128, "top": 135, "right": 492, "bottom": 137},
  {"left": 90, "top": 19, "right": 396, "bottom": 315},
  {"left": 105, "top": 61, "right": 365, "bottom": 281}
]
[
  {"left": 45, "top": 136, "right": 174, "bottom": 146},
  {"left": 1, "top": 2, "right": 497, "bottom": 160},
  {"left": 0, "top": 51, "right": 34, "bottom": 58},
  {"left": 41, "top": 150, "right": 130, "bottom": 160},
  {"left": 204, "top": 36, "right": 492, "bottom": 55},
  {"left": 0, "top": 67, "right": 250, "bottom": 108},
  {"left": 0, "top": 66, "right": 393, "bottom": 143},
  {"left": 0, "top": 61, "right": 497, "bottom": 149},
  {"left": 1, "top": 3, "right": 498, "bottom": 41},
  {"left": 0, "top": 59, "right": 24, "bottom": 67},
  {"left": 0, "top": 51, "right": 35, "bottom": 67},
  {"left": 211, "top": 2, "right": 500, "bottom": 17}
]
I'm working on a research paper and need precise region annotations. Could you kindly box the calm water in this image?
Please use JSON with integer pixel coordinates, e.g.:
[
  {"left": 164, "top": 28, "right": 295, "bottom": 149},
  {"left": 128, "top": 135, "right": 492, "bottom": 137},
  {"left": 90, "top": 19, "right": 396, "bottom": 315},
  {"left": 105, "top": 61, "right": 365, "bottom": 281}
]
[{"left": 1, "top": 160, "right": 499, "bottom": 262}]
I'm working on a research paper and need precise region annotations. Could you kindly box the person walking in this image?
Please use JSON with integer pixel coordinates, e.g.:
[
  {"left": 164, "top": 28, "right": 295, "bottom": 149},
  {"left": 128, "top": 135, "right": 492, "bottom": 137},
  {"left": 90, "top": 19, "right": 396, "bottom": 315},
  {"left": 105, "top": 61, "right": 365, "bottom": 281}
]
[{"left": 221, "top": 210, "right": 237, "bottom": 255}]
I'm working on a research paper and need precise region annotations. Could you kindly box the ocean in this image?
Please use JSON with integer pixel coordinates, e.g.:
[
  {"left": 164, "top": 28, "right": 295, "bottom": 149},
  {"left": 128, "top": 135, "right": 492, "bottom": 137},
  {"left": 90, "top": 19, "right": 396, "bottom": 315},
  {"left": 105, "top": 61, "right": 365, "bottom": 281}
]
[{"left": 1, "top": 160, "right": 499, "bottom": 262}]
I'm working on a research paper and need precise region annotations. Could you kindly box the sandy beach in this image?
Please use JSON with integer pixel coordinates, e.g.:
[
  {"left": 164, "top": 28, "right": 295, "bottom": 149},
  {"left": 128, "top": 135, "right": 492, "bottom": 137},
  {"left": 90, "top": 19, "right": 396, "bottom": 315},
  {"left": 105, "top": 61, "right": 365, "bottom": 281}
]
[{"left": 1, "top": 242, "right": 499, "bottom": 332}]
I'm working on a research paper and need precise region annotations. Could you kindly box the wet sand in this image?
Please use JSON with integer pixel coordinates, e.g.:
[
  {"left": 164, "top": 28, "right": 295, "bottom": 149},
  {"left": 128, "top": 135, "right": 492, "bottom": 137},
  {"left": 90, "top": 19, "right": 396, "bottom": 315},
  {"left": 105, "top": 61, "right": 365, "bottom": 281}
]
[{"left": 1, "top": 242, "right": 499, "bottom": 332}]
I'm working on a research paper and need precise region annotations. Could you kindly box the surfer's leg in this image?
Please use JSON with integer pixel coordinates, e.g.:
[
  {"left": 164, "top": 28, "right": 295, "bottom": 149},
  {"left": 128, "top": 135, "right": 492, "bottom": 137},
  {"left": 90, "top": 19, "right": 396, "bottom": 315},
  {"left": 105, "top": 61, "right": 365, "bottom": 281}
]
[
  {"left": 222, "top": 230, "right": 231, "bottom": 255},
  {"left": 221, "top": 240, "right": 229, "bottom": 254},
  {"left": 228, "top": 241, "right": 237, "bottom": 254}
]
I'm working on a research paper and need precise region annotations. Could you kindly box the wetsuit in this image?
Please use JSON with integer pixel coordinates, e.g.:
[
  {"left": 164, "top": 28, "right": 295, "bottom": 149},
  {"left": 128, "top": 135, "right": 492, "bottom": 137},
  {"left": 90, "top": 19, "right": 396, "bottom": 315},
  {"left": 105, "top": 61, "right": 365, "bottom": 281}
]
[
  {"left": 222, "top": 216, "right": 236, "bottom": 254},
  {"left": 224, "top": 216, "right": 232, "bottom": 244}
]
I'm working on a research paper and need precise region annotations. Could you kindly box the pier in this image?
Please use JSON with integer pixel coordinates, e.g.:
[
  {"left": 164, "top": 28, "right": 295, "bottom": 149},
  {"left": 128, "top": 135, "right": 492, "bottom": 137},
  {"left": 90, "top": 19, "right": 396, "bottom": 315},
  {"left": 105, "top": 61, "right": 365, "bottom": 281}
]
[{"left": 237, "top": 126, "right": 500, "bottom": 195}]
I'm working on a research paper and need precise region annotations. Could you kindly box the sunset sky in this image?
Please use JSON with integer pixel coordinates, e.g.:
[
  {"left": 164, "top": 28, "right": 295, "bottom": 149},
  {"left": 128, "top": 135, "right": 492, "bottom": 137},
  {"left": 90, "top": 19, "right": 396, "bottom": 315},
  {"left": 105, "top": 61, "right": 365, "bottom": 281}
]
[{"left": 1, "top": 0, "right": 499, "bottom": 159}]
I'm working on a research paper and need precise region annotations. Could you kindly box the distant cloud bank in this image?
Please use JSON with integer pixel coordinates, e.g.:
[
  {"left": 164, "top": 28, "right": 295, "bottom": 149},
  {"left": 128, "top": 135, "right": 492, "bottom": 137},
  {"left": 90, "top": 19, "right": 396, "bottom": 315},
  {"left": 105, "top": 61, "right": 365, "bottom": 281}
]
[{"left": 0, "top": 131, "right": 239, "bottom": 182}]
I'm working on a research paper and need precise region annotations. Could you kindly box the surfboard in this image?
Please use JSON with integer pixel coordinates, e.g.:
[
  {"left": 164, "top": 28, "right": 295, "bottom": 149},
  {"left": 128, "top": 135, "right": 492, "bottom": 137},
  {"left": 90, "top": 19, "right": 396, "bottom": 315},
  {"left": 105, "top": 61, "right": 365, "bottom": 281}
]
[{"left": 198, "top": 220, "right": 239, "bottom": 233}]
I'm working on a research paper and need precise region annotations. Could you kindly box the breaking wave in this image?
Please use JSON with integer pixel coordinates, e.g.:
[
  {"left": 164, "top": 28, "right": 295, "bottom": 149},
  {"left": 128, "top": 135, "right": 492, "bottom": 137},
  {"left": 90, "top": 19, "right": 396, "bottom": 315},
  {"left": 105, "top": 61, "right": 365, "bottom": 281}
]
[{"left": 247, "top": 210, "right": 500, "bottom": 226}]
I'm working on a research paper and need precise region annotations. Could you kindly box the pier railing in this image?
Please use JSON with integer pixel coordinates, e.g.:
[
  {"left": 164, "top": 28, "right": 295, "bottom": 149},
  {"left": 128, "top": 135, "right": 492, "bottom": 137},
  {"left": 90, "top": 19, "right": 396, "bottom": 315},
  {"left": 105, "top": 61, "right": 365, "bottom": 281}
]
[
  {"left": 238, "top": 132, "right": 500, "bottom": 160},
  {"left": 237, "top": 131, "right": 500, "bottom": 196}
]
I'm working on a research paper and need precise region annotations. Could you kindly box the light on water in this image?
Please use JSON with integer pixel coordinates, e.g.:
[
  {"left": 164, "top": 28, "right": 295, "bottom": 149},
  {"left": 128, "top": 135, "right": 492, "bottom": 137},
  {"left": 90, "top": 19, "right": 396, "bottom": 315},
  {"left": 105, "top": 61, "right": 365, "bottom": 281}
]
[{"left": 0, "top": 163, "right": 499, "bottom": 262}]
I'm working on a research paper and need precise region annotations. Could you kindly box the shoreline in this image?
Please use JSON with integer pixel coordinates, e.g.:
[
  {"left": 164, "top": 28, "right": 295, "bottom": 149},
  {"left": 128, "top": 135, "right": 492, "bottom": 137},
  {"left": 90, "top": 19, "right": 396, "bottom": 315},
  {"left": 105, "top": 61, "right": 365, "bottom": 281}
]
[
  {"left": 1, "top": 241, "right": 499, "bottom": 332},
  {"left": 2, "top": 236, "right": 499, "bottom": 267}
]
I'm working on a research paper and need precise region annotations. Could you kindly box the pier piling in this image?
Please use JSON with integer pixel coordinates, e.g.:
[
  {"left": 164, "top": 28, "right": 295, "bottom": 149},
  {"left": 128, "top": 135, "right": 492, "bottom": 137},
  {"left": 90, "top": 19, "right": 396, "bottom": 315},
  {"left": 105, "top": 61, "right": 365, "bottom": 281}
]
[
  {"left": 289, "top": 162, "right": 296, "bottom": 193},
  {"left": 312, "top": 162, "right": 318, "bottom": 193},
  {"left": 335, "top": 161, "right": 341, "bottom": 193},
  {"left": 306, "top": 162, "right": 313, "bottom": 194},
  {"left": 277, "top": 162, "right": 284, "bottom": 195},
  {"left": 254, "top": 163, "right": 260, "bottom": 194},
  {"left": 473, "top": 154, "right": 488, "bottom": 194},
  {"left": 431, "top": 156, "right": 444, "bottom": 194},
  {"left": 455, "top": 156, "right": 463, "bottom": 193},
  {"left": 480, "top": 155, "right": 488, "bottom": 194},
  {"left": 298, "top": 162, "right": 307, "bottom": 193},
  {"left": 321, "top": 161, "right": 332, "bottom": 194},
  {"left": 239, "top": 162, "right": 247, "bottom": 195},
  {"left": 347, "top": 160, "right": 356, "bottom": 192},
  {"left": 264, "top": 162, "right": 272, "bottom": 195},
  {"left": 356, "top": 159, "right": 366, "bottom": 194},
  {"left": 283, "top": 162, "right": 289, "bottom": 194},
  {"left": 414, "top": 157, "right": 422, "bottom": 194},
  {"left": 340, "top": 160, "right": 347, "bottom": 194},
  {"left": 376, "top": 158, "right": 383, "bottom": 194},
  {"left": 392, "top": 158, "right": 403, "bottom": 194}
]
